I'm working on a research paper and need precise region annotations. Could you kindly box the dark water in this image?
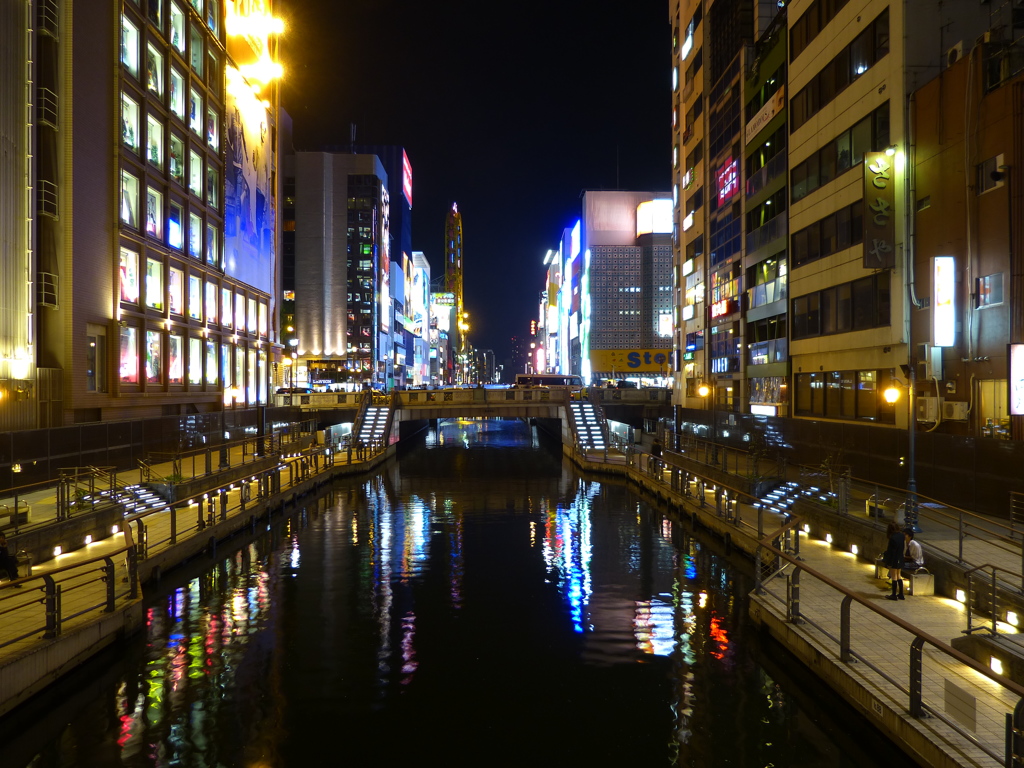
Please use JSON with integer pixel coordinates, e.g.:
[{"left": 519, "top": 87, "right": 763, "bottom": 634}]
[{"left": 2, "top": 419, "right": 915, "bottom": 768}]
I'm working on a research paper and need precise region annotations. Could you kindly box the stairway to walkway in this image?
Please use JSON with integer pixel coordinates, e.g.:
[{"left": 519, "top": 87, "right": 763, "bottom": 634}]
[
  {"left": 90, "top": 484, "right": 171, "bottom": 516},
  {"left": 570, "top": 401, "right": 607, "bottom": 451},
  {"left": 355, "top": 404, "right": 390, "bottom": 447}
]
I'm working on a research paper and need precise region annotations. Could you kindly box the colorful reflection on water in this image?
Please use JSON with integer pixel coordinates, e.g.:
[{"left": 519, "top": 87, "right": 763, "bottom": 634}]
[{"left": 8, "top": 418, "right": 906, "bottom": 767}]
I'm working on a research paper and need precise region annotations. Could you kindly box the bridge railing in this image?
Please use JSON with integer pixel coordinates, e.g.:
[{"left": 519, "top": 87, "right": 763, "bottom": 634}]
[{"left": 396, "top": 387, "right": 561, "bottom": 407}]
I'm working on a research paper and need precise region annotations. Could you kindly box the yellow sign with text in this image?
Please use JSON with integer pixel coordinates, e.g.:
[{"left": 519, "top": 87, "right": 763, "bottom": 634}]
[{"left": 590, "top": 349, "right": 672, "bottom": 373}]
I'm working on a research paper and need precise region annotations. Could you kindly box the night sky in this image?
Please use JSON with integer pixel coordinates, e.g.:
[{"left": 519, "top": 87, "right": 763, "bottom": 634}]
[{"left": 281, "top": 0, "right": 672, "bottom": 361}]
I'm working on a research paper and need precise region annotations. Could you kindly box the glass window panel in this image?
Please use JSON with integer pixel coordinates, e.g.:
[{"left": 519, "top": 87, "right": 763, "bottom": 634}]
[
  {"left": 207, "top": 223, "right": 219, "bottom": 267},
  {"left": 146, "top": 257, "right": 163, "bottom": 309},
  {"left": 836, "top": 129, "right": 852, "bottom": 172},
  {"left": 221, "top": 342, "right": 230, "bottom": 385},
  {"left": 206, "top": 0, "right": 218, "bottom": 35},
  {"left": 190, "top": 88, "right": 203, "bottom": 135},
  {"left": 168, "top": 334, "right": 183, "bottom": 384},
  {"left": 258, "top": 302, "right": 267, "bottom": 337},
  {"left": 795, "top": 373, "right": 812, "bottom": 414},
  {"left": 206, "top": 165, "right": 218, "bottom": 209},
  {"left": 189, "top": 149, "right": 203, "bottom": 196},
  {"left": 852, "top": 276, "right": 875, "bottom": 329},
  {"left": 170, "top": 4, "right": 185, "bottom": 52},
  {"left": 876, "top": 273, "right": 891, "bottom": 326},
  {"left": 221, "top": 287, "right": 232, "bottom": 326},
  {"left": 168, "top": 202, "right": 183, "bottom": 249},
  {"left": 235, "top": 293, "right": 245, "bottom": 330},
  {"left": 170, "top": 68, "right": 185, "bottom": 119},
  {"left": 857, "top": 370, "right": 877, "bottom": 419},
  {"left": 86, "top": 326, "right": 107, "bottom": 393},
  {"left": 121, "top": 95, "right": 139, "bottom": 152},
  {"left": 206, "top": 338, "right": 218, "bottom": 384},
  {"left": 205, "top": 281, "right": 217, "bottom": 323},
  {"left": 825, "top": 371, "right": 842, "bottom": 416},
  {"left": 146, "top": 44, "right": 164, "bottom": 97},
  {"left": 148, "top": 0, "right": 162, "bottom": 28},
  {"left": 206, "top": 107, "right": 218, "bottom": 150},
  {"left": 188, "top": 274, "right": 202, "bottom": 319},
  {"left": 821, "top": 287, "right": 836, "bottom": 335},
  {"left": 190, "top": 24, "right": 204, "bottom": 76},
  {"left": 189, "top": 212, "right": 202, "bottom": 259},
  {"left": 190, "top": 0, "right": 202, "bottom": 14},
  {"left": 169, "top": 133, "right": 184, "bottom": 184},
  {"left": 248, "top": 298, "right": 257, "bottom": 333},
  {"left": 837, "top": 282, "right": 852, "bottom": 332},
  {"left": 121, "top": 171, "right": 139, "bottom": 228},
  {"left": 840, "top": 372, "right": 857, "bottom": 417},
  {"left": 207, "top": 50, "right": 219, "bottom": 94},
  {"left": 120, "top": 326, "right": 139, "bottom": 384},
  {"left": 121, "top": 17, "right": 139, "bottom": 78},
  {"left": 147, "top": 115, "right": 163, "bottom": 168},
  {"left": 235, "top": 346, "right": 244, "bottom": 392},
  {"left": 120, "top": 248, "right": 140, "bottom": 303},
  {"left": 188, "top": 337, "right": 203, "bottom": 384},
  {"left": 169, "top": 267, "right": 184, "bottom": 314},
  {"left": 810, "top": 372, "right": 825, "bottom": 417},
  {"left": 146, "top": 330, "right": 162, "bottom": 384},
  {"left": 850, "top": 116, "right": 872, "bottom": 166},
  {"left": 146, "top": 186, "right": 162, "bottom": 238},
  {"left": 821, "top": 213, "right": 838, "bottom": 256}
]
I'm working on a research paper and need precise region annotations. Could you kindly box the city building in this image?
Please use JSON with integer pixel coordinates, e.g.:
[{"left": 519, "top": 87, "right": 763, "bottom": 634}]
[
  {"left": 444, "top": 202, "right": 468, "bottom": 380},
  {"left": 289, "top": 151, "right": 389, "bottom": 389},
  {"left": 0, "top": 0, "right": 284, "bottom": 440},
  {"left": 670, "top": 0, "right": 1017, "bottom": 441},
  {"left": 574, "top": 191, "right": 674, "bottom": 384}
]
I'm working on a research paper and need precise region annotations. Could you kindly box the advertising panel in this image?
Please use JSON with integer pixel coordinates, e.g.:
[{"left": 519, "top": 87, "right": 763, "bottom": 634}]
[
  {"left": 716, "top": 159, "right": 739, "bottom": 205},
  {"left": 402, "top": 150, "right": 413, "bottom": 208},
  {"left": 590, "top": 349, "right": 672, "bottom": 373},
  {"left": 224, "top": 66, "right": 274, "bottom": 296},
  {"left": 933, "top": 256, "right": 956, "bottom": 347},
  {"left": 1011, "top": 344, "right": 1024, "bottom": 416},
  {"left": 635, "top": 199, "right": 673, "bottom": 236},
  {"left": 407, "top": 263, "right": 429, "bottom": 338},
  {"left": 863, "top": 151, "right": 896, "bottom": 269}
]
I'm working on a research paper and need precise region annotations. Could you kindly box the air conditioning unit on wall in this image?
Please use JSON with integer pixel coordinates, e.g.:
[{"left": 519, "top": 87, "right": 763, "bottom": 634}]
[
  {"left": 943, "top": 400, "right": 969, "bottom": 421},
  {"left": 917, "top": 396, "right": 940, "bottom": 423},
  {"left": 946, "top": 41, "right": 964, "bottom": 68}
]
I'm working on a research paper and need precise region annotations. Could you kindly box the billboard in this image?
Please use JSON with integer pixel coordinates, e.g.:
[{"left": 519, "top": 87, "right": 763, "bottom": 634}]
[
  {"left": 863, "top": 152, "right": 896, "bottom": 269},
  {"left": 716, "top": 159, "right": 739, "bottom": 205},
  {"left": 591, "top": 349, "right": 671, "bottom": 374},
  {"left": 402, "top": 150, "right": 413, "bottom": 208},
  {"left": 408, "top": 262, "right": 429, "bottom": 338},
  {"left": 224, "top": 66, "right": 274, "bottom": 296}
]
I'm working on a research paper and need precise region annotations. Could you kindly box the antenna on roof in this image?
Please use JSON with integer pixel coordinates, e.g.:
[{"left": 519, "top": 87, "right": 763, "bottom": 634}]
[{"left": 350, "top": 123, "right": 357, "bottom": 153}]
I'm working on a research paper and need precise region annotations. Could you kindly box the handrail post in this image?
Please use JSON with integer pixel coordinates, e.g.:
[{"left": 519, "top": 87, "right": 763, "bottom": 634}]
[
  {"left": 840, "top": 595, "right": 854, "bottom": 662},
  {"left": 128, "top": 545, "right": 138, "bottom": 599},
  {"left": 910, "top": 637, "right": 926, "bottom": 717},
  {"left": 104, "top": 557, "right": 116, "bottom": 611},
  {"left": 992, "top": 568, "right": 999, "bottom": 637},
  {"left": 754, "top": 544, "right": 763, "bottom": 595},
  {"left": 43, "top": 577, "right": 60, "bottom": 638},
  {"left": 960, "top": 510, "right": 966, "bottom": 564},
  {"left": 967, "top": 573, "right": 975, "bottom": 634},
  {"left": 170, "top": 503, "right": 177, "bottom": 545}
]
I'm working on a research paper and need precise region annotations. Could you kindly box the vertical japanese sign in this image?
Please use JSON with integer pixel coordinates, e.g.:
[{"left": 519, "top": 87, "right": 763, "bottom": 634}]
[
  {"left": 1010, "top": 344, "right": 1024, "bottom": 416},
  {"left": 863, "top": 151, "right": 895, "bottom": 269}
]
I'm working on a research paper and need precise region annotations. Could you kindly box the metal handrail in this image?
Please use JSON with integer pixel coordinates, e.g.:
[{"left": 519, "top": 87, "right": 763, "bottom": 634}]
[
  {"left": 755, "top": 524, "right": 1024, "bottom": 766},
  {"left": 962, "top": 562, "right": 1024, "bottom": 637}
]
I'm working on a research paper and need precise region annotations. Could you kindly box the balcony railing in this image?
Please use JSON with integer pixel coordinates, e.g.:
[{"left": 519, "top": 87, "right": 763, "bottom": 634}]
[
  {"left": 746, "top": 151, "right": 787, "bottom": 197},
  {"left": 746, "top": 212, "right": 787, "bottom": 254}
]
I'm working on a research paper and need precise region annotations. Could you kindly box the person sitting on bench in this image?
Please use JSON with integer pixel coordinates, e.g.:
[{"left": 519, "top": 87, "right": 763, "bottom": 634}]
[
  {"left": 0, "top": 533, "right": 20, "bottom": 583},
  {"left": 904, "top": 529, "right": 924, "bottom": 572}
]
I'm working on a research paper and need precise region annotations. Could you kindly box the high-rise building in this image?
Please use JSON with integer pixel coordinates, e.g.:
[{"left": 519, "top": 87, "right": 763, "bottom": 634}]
[
  {"left": 0, "top": 0, "right": 284, "bottom": 442},
  {"left": 290, "top": 151, "right": 389, "bottom": 388},
  {"left": 444, "top": 202, "right": 466, "bottom": 362},
  {"left": 670, "top": 0, "right": 1015, "bottom": 441},
  {"left": 576, "top": 191, "right": 673, "bottom": 383}
]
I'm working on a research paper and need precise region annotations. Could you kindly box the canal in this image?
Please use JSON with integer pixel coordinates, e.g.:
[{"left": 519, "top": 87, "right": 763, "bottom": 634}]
[{"left": 3, "top": 418, "right": 914, "bottom": 767}]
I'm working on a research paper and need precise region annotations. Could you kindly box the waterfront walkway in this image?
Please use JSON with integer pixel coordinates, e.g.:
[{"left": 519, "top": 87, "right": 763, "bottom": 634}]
[{"left": 2, "top": 428, "right": 1023, "bottom": 766}]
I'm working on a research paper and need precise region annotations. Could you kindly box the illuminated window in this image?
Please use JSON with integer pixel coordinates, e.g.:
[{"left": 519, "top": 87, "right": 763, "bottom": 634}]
[
  {"left": 189, "top": 149, "right": 202, "bottom": 196},
  {"left": 121, "top": 17, "right": 139, "bottom": 78},
  {"left": 119, "top": 326, "right": 139, "bottom": 384},
  {"left": 121, "top": 94, "right": 139, "bottom": 152},
  {"left": 189, "top": 212, "right": 202, "bottom": 259},
  {"left": 205, "top": 281, "right": 217, "bottom": 323},
  {"left": 235, "top": 292, "right": 245, "bottom": 330},
  {"left": 206, "top": 107, "right": 218, "bottom": 150},
  {"left": 206, "top": 166, "right": 218, "bottom": 209},
  {"left": 190, "top": 24, "right": 204, "bottom": 76},
  {"left": 146, "top": 257, "right": 163, "bottom": 309},
  {"left": 169, "top": 267, "right": 184, "bottom": 314},
  {"left": 170, "top": 4, "right": 185, "bottom": 52},
  {"left": 146, "top": 44, "right": 164, "bottom": 97},
  {"left": 188, "top": 275, "right": 202, "bottom": 320},
  {"left": 221, "top": 287, "right": 232, "bottom": 326},
  {"left": 188, "top": 336, "right": 203, "bottom": 384},
  {"left": 168, "top": 202, "right": 183, "bottom": 249},
  {"left": 121, "top": 171, "right": 140, "bottom": 228},
  {"left": 977, "top": 273, "right": 1004, "bottom": 308},
  {"left": 170, "top": 68, "right": 185, "bottom": 119},
  {"left": 168, "top": 334, "right": 184, "bottom": 384},
  {"left": 146, "top": 330, "right": 162, "bottom": 384},
  {"left": 220, "top": 342, "right": 230, "bottom": 385},
  {"left": 206, "top": 223, "right": 219, "bottom": 267},
  {"left": 206, "top": 338, "right": 218, "bottom": 384},
  {"left": 190, "top": 88, "right": 203, "bottom": 136},
  {"left": 119, "top": 247, "right": 140, "bottom": 304},
  {"left": 146, "top": 187, "right": 163, "bottom": 238},
  {"left": 147, "top": 115, "right": 163, "bottom": 168},
  {"left": 169, "top": 133, "right": 184, "bottom": 185},
  {"left": 206, "top": 0, "right": 218, "bottom": 35}
]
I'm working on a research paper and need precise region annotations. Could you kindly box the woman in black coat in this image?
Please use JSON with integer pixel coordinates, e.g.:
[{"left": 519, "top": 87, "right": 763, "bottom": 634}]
[{"left": 882, "top": 521, "right": 905, "bottom": 600}]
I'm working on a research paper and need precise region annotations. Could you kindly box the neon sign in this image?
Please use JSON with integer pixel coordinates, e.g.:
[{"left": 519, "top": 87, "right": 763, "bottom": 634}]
[{"left": 717, "top": 159, "right": 739, "bottom": 205}]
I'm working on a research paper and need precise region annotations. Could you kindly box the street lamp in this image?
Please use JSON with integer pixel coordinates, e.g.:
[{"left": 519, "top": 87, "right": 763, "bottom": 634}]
[
  {"left": 883, "top": 368, "right": 919, "bottom": 532},
  {"left": 697, "top": 382, "right": 719, "bottom": 465}
]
